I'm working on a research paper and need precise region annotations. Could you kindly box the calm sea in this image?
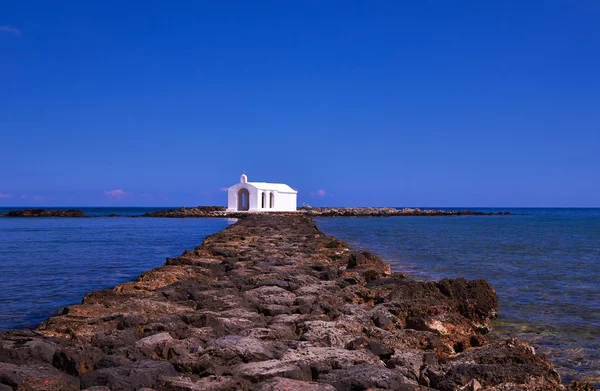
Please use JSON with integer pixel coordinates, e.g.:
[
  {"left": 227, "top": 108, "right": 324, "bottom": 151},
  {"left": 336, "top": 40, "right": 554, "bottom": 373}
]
[
  {"left": 316, "top": 208, "right": 600, "bottom": 386},
  {"left": 0, "top": 212, "right": 231, "bottom": 329},
  {"left": 0, "top": 207, "right": 598, "bottom": 386}
]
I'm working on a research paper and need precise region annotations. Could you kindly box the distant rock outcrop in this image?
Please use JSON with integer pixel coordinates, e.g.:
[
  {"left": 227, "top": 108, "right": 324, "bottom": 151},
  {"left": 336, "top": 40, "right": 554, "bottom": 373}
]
[
  {"left": 141, "top": 206, "right": 511, "bottom": 218},
  {"left": 301, "top": 207, "right": 512, "bottom": 217},
  {"left": 142, "top": 206, "right": 227, "bottom": 217},
  {"left": 1, "top": 209, "right": 85, "bottom": 217}
]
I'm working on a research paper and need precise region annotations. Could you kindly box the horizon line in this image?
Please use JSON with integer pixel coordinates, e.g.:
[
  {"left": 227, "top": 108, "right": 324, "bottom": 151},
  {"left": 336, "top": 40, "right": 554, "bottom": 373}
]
[{"left": 2, "top": 205, "right": 600, "bottom": 209}]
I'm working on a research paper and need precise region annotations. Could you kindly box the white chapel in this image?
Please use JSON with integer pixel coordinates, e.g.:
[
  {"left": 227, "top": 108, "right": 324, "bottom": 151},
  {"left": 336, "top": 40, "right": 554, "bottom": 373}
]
[{"left": 227, "top": 173, "right": 298, "bottom": 212}]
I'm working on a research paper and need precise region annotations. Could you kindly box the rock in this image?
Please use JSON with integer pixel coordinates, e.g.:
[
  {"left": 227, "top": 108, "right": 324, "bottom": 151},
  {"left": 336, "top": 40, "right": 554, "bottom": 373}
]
[
  {"left": 204, "top": 335, "right": 284, "bottom": 362},
  {"left": 436, "top": 278, "right": 498, "bottom": 322},
  {"left": 367, "top": 341, "right": 394, "bottom": 359},
  {"left": 0, "top": 330, "right": 60, "bottom": 364},
  {"left": 173, "top": 335, "right": 287, "bottom": 375},
  {"left": 458, "top": 378, "right": 482, "bottom": 390},
  {"left": 298, "top": 320, "right": 356, "bottom": 348},
  {"left": 80, "top": 360, "right": 178, "bottom": 390},
  {"left": 245, "top": 285, "right": 296, "bottom": 307},
  {"left": 429, "top": 339, "right": 562, "bottom": 391},
  {"left": 317, "top": 364, "right": 415, "bottom": 390},
  {"left": 281, "top": 346, "right": 382, "bottom": 374},
  {"left": 345, "top": 336, "right": 369, "bottom": 350},
  {"left": 52, "top": 344, "right": 105, "bottom": 376},
  {"left": 371, "top": 307, "right": 396, "bottom": 330},
  {"left": 3, "top": 209, "right": 84, "bottom": 217},
  {"left": 385, "top": 349, "right": 429, "bottom": 382},
  {"left": 138, "top": 205, "right": 511, "bottom": 218},
  {"left": 142, "top": 206, "right": 227, "bottom": 217},
  {"left": 231, "top": 360, "right": 308, "bottom": 383},
  {"left": 300, "top": 207, "right": 511, "bottom": 217},
  {"left": 159, "top": 375, "right": 247, "bottom": 391},
  {"left": 569, "top": 381, "right": 597, "bottom": 391},
  {"left": 132, "top": 332, "right": 177, "bottom": 359},
  {"left": 0, "top": 362, "right": 80, "bottom": 391},
  {"left": 255, "top": 377, "right": 337, "bottom": 391}
]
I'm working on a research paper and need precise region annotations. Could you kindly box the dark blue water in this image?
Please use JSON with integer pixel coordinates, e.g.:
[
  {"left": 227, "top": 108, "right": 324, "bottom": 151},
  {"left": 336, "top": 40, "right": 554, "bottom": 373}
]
[
  {"left": 0, "top": 216, "right": 231, "bottom": 329},
  {"left": 316, "top": 208, "right": 600, "bottom": 386}
]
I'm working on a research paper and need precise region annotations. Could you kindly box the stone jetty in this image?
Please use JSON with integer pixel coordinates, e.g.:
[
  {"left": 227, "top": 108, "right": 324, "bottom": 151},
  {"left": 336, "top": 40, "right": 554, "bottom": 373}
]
[
  {"left": 0, "top": 207, "right": 511, "bottom": 218},
  {"left": 0, "top": 215, "right": 590, "bottom": 391},
  {"left": 142, "top": 206, "right": 511, "bottom": 218}
]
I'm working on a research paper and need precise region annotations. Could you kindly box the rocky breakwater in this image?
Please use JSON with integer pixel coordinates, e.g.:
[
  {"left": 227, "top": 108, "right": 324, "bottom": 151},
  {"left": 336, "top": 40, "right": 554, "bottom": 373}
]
[
  {"left": 143, "top": 206, "right": 229, "bottom": 218},
  {"left": 0, "top": 215, "right": 591, "bottom": 391},
  {"left": 0, "top": 208, "right": 85, "bottom": 217},
  {"left": 142, "top": 206, "right": 511, "bottom": 218},
  {"left": 302, "top": 207, "right": 512, "bottom": 217}
]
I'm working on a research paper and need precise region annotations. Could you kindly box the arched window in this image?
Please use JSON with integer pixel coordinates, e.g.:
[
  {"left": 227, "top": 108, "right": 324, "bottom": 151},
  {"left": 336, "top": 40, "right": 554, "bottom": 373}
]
[
  {"left": 261, "top": 192, "right": 266, "bottom": 209},
  {"left": 270, "top": 192, "right": 275, "bottom": 209},
  {"left": 237, "top": 188, "right": 250, "bottom": 211}
]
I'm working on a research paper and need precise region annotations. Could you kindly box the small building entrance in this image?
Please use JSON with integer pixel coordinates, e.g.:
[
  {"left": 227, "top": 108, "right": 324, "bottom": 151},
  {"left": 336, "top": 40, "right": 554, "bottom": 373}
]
[{"left": 237, "top": 188, "right": 250, "bottom": 211}]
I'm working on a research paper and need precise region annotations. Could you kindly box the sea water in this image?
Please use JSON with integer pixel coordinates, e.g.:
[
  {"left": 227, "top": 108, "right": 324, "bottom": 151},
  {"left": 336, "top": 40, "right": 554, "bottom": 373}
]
[{"left": 0, "top": 208, "right": 598, "bottom": 385}]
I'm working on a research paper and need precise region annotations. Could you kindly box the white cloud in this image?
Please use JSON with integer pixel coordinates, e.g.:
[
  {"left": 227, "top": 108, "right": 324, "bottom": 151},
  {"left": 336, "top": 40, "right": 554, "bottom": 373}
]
[
  {"left": 309, "top": 189, "right": 327, "bottom": 197},
  {"left": 104, "top": 189, "right": 129, "bottom": 198},
  {"left": 220, "top": 187, "right": 228, "bottom": 192},
  {"left": 20, "top": 194, "right": 27, "bottom": 199},
  {"left": 0, "top": 192, "right": 12, "bottom": 199},
  {"left": 316, "top": 189, "right": 326, "bottom": 197},
  {"left": 0, "top": 26, "right": 21, "bottom": 36},
  {"left": 158, "top": 193, "right": 169, "bottom": 200},
  {"left": 140, "top": 193, "right": 152, "bottom": 198},
  {"left": 32, "top": 195, "right": 45, "bottom": 201}
]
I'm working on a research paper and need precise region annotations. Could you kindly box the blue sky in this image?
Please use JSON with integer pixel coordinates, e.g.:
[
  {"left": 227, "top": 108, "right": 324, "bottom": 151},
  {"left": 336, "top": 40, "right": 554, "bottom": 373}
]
[{"left": 1, "top": 1, "right": 599, "bottom": 207}]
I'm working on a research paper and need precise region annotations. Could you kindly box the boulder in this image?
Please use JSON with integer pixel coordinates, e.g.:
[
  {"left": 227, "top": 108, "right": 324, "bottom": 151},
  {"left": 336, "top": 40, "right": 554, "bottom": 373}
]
[
  {"left": 80, "top": 360, "right": 178, "bottom": 391},
  {"left": 0, "top": 362, "right": 80, "bottom": 391},
  {"left": 255, "top": 377, "right": 337, "bottom": 391}
]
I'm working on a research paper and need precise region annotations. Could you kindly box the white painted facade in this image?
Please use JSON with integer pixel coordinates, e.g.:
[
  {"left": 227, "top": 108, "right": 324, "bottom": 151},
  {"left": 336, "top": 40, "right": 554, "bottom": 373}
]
[{"left": 227, "top": 173, "right": 297, "bottom": 212}]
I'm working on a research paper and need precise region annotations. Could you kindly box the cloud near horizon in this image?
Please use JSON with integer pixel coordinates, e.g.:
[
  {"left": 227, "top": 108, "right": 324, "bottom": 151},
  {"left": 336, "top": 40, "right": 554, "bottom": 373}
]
[
  {"left": 104, "top": 189, "right": 129, "bottom": 198},
  {"left": 32, "top": 195, "right": 45, "bottom": 201},
  {"left": 0, "top": 192, "right": 13, "bottom": 199},
  {"left": 0, "top": 25, "right": 21, "bottom": 36},
  {"left": 310, "top": 189, "right": 326, "bottom": 197}
]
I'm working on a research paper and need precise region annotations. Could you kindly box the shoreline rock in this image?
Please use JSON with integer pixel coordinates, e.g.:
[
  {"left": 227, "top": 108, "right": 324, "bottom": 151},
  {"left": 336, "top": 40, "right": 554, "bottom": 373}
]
[
  {"left": 0, "top": 206, "right": 512, "bottom": 218},
  {"left": 141, "top": 206, "right": 512, "bottom": 218},
  {"left": 301, "top": 207, "right": 511, "bottom": 217},
  {"left": 0, "top": 209, "right": 85, "bottom": 217},
  {"left": 0, "top": 215, "right": 589, "bottom": 390}
]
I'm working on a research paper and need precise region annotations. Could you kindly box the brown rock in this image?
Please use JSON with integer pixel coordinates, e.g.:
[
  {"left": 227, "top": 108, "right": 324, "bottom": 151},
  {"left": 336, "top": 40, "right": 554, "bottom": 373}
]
[{"left": 255, "top": 377, "right": 337, "bottom": 391}]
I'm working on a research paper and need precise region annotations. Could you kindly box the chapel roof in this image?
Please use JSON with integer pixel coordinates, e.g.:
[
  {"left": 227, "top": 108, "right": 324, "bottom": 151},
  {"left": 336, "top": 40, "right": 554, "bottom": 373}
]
[{"left": 246, "top": 182, "right": 297, "bottom": 193}]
